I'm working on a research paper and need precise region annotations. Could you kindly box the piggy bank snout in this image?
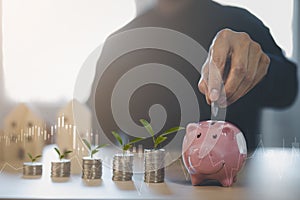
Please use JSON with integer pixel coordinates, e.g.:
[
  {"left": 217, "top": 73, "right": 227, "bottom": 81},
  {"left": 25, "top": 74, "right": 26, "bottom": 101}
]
[
  {"left": 186, "top": 147, "right": 225, "bottom": 175},
  {"left": 187, "top": 145, "right": 208, "bottom": 160}
]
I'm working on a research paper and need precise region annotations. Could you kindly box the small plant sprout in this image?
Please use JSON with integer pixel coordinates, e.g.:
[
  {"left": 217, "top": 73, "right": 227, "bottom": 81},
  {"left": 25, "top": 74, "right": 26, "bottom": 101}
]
[
  {"left": 54, "top": 147, "right": 72, "bottom": 161},
  {"left": 82, "top": 138, "right": 109, "bottom": 158},
  {"left": 112, "top": 131, "right": 144, "bottom": 154},
  {"left": 27, "top": 153, "right": 42, "bottom": 163},
  {"left": 139, "top": 119, "right": 185, "bottom": 149}
]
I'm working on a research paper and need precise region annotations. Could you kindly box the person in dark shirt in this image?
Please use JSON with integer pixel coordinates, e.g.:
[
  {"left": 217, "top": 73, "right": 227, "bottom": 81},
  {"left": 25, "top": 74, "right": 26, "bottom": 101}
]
[{"left": 91, "top": 0, "right": 297, "bottom": 150}]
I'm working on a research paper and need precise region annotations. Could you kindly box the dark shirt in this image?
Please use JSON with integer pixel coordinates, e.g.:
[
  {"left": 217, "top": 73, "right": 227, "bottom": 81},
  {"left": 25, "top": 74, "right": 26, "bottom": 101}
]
[{"left": 91, "top": 0, "right": 297, "bottom": 150}]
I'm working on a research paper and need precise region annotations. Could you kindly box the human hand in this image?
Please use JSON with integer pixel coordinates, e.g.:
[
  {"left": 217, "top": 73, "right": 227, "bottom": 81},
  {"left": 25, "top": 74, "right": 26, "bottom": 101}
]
[{"left": 198, "top": 29, "right": 270, "bottom": 107}]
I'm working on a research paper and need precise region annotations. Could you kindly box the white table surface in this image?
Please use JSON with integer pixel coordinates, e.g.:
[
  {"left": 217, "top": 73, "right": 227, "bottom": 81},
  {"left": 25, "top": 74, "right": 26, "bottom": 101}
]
[{"left": 1, "top": 146, "right": 300, "bottom": 200}]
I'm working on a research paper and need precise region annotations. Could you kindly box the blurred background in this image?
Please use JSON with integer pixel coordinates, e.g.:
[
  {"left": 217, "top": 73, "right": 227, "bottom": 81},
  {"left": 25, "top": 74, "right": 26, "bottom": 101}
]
[{"left": 0, "top": 0, "right": 299, "bottom": 148}]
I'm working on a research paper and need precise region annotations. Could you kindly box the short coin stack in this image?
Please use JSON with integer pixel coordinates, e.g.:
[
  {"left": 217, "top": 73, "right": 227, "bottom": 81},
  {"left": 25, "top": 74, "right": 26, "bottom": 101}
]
[
  {"left": 82, "top": 157, "right": 102, "bottom": 180},
  {"left": 23, "top": 163, "right": 43, "bottom": 176},
  {"left": 112, "top": 154, "right": 133, "bottom": 181},
  {"left": 51, "top": 160, "right": 71, "bottom": 178},
  {"left": 144, "top": 149, "right": 165, "bottom": 183}
]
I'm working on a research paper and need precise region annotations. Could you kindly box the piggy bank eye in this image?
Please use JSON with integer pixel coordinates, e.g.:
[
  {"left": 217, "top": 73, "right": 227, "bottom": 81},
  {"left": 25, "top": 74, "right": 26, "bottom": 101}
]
[
  {"left": 212, "top": 134, "right": 217, "bottom": 139},
  {"left": 197, "top": 133, "right": 202, "bottom": 138}
]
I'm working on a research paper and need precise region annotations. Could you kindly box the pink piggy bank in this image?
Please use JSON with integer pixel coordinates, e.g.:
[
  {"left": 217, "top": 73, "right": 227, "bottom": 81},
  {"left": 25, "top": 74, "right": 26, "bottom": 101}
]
[{"left": 182, "top": 121, "right": 247, "bottom": 187}]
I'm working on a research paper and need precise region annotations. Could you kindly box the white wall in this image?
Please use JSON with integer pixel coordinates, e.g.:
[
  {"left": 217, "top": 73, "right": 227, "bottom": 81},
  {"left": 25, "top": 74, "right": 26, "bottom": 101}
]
[
  {"left": 0, "top": 0, "right": 136, "bottom": 125},
  {"left": 0, "top": 0, "right": 8, "bottom": 126},
  {"left": 259, "top": 0, "right": 300, "bottom": 148},
  {"left": 0, "top": 0, "right": 4, "bottom": 108},
  {"left": 2, "top": 0, "right": 135, "bottom": 103},
  {"left": 294, "top": 0, "right": 300, "bottom": 62}
]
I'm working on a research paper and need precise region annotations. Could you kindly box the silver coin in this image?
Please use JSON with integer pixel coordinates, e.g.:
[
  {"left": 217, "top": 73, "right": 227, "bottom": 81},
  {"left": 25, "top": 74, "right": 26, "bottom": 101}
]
[
  {"left": 112, "top": 154, "right": 134, "bottom": 181},
  {"left": 144, "top": 149, "right": 165, "bottom": 183},
  {"left": 51, "top": 160, "right": 71, "bottom": 178},
  {"left": 82, "top": 158, "right": 102, "bottom": 180},
  {"left": 23, "top": 163, "right": 43, "bottom": 176}
]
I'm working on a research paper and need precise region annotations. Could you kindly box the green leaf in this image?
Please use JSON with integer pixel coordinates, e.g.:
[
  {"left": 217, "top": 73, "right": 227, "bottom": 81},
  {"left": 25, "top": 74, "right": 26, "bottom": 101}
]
[
  {"left": 91, "top": 149, "right": 99, "bottom": 156},
  {"left": 161, "top": 126, "right": 185, "bottom": 136},
  {"left": 34, "top": 155, "right": 42, "bottom": 160},
  {"left": 27, "top": 153, "right": 33, "bottom": 160},
  {"left": 128, "top": 137, "right": 144, "bottom": 145},
  {"left": 54, "top": 147, "right": 61, "bottom": 156},
  {"left": 82, "top": 138, "right": 91, "bottom": 151},
  {"left": 64, "top": 150, "right": 73, "bottom": 155},
  {"left": 29, "top": 154, "right": 42, "bottom": 163},
  {"left": 140, "top": 119, "right": 154, "bottom": 136},
  {"left": 96, "top": 143, "right": 109, "bottom": 150},
  {"left": 154, "top": 136, "right": 167, "bottom": 149},
  {"left": 112, "top": 131, "right": 123, "bottom": 146},
  {"left": 123, "top": 144, "right": 132, "bottom": 151},
  {"left": 60, "top": 155, "right": 64, "bottom": 160}
]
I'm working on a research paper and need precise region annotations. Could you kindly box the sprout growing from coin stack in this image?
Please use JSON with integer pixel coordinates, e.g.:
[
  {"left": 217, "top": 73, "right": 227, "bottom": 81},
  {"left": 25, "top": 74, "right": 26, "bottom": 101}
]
[
  {"left": 51, "top": 147, "right": 72, "bottom": 180},
  {"left": 23, "top": 153, "right": 43, "bottom": 178},
  {"left": 111, "top": 131, "right": 144, "bottom": 181},
  {"left": 140, "top": 119, "right": 184, "bottom": 183},
  {"left": 81, "top": 139, "right": 109, "bottom": 180}
]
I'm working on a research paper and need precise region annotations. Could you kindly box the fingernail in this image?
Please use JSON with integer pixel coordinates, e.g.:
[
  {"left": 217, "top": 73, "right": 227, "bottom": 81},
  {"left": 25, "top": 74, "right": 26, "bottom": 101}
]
[{"left": 210, "top": 89, "right": 219, "bottom": 101}]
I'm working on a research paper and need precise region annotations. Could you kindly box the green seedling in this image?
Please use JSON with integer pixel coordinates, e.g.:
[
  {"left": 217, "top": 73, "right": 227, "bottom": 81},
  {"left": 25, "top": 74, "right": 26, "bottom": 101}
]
[
  {"left": 140, "top": 119, "right": 185, "bottom": 149},
  {"left": 82, "top": 138, "right": 109, "bottom": 158},
  {"left": 54, "top": 147, "right": 72, "bottom": 161},
  {"left": 27, "top": 153, "right": 42, "bottom": 163},
  {"left": 112, "top": 131, "right": 144, "bottom": 154}
]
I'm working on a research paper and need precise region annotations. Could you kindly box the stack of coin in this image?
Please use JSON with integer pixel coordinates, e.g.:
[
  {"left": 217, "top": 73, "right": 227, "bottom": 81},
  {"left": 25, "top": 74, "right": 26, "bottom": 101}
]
[
  {"left": 23, "top": 162, "right": 43, "bottom": 176},
  {"left": 51, "top": 160, "right": 71, "bottom": 178},
  {"left": 82, "top": 157, "right": 102, "bottom": 180},
  {"left": 112, "top": 154, "right": 133, "bottom": 181},
  {"left": 144, "top": 149, "right": 165, "bottom": 183}
]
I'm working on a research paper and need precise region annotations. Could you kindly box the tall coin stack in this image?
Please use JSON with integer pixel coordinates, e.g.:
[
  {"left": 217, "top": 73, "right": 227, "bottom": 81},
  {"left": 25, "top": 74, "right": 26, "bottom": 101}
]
[
  {"left": 82, "top": 157, "right": 102, "bottom": 180},
  {"left": 144, "top": 149, "right": 165, "bottom": 183},
  {"left": 112, "top": 154, "right": 134, "bottom": 181},
  {"left": 51, "top": 160, "right": 71, "bottom": 178},
  {"left": 23, "top": 162, "right": 43, "bottom": 177}
]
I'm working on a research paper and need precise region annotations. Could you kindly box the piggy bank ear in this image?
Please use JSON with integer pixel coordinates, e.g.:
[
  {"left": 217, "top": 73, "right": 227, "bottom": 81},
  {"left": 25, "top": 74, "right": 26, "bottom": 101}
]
[{"left": 186, "top": 123, "right": 199, "bottom": 133}]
